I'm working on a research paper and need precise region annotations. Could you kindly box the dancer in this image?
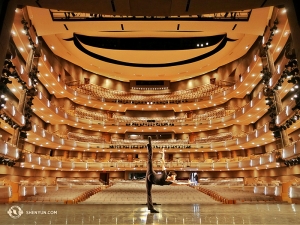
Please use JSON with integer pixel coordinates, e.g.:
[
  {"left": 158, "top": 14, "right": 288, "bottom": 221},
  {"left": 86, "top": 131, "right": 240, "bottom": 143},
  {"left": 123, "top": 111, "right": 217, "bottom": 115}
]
[{"left": 146, "top": 136, "right": 172, "bottom": 213}]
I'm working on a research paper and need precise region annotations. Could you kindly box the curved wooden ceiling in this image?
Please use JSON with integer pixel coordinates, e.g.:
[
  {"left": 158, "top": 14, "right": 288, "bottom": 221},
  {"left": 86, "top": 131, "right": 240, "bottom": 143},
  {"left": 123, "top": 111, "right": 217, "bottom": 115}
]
[{"left": 24, "top": 2, "right": 274, "bottom": 81}]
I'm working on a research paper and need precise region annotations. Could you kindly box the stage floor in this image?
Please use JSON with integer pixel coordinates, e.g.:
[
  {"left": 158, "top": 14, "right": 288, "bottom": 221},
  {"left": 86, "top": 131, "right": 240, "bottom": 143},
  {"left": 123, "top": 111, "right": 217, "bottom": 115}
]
[{"left": 0, "top": 203, "right": 299, "bottom": 224}]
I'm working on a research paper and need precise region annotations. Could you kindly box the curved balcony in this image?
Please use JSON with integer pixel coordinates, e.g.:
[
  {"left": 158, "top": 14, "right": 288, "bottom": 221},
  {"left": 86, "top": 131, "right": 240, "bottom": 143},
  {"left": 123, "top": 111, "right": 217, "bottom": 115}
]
[
  {"left": 112, "top": 113, "right": 188, "bottom": 125},
  {"left": 69, "top": 83, "right": 231, "bottom": 104},
  {"left": 30, "top": 86, "right": 266, "bottom": 130},
  {"left": 195, "top": 132, "right": 233, "bottom": 143},
  {"left": 27, "top": 122, "right": 271, "bottom": 151},
  {"left": 68, "top": 107, "right": 108, "bottom": 122},
  {"left": 31, "top": 44, "right": 263, "bottom": 111},
  {"left": 67, "top": 132, "right": 106, "bottom": 144},
  {"left": 110, "top": 138, "right": 190, "bottom": 149},
  {"left": 20, "top": 151, "right": 278, "bottom": 171}
]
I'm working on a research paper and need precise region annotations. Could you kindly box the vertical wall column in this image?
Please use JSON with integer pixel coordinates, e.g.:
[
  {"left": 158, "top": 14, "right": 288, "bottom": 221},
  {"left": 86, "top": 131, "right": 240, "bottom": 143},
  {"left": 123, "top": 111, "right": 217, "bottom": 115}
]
[
  {"left": 91, "top": 152, "right": 96, "bottom": 160},
  {"left": 203, "top": 152, "right": 208, "bottom": 161},
  {"left": 127, "top": 154, "right": 133, "bottom": 162},
  {"left": 260, "top": 10, "right": 291, "bottom": 148},
  {"left": 0, "top": 1, "right": 16, "bottom": 66},
  {"left": 189, "top": 152, "right": 195, "bottom": 162},
  {"left": 286, "top": 0, "right": 300, "bottom": 65},
  {"left": 13, "top": 42, "right": 36, "bottom": 147},
  {"left": 105, "top": 152, "right": 110, "bottom": 161},
  {"left": 266, "top": 48, "right": 290, "bottom": 147},
  {"left": 77, "top": 152, "right": 83, "bottom": 160},
  {"left": 231, "top": 150, "right": 237, "bottom": 159},
  {"left": 63, "top": 151, "right": 69, "bottom": 160},
  {"left": 0, "top": 2, "right": 17, "bottom": 146},
  {"left": 274, "top": 90, "right": 290, "bottom": 146},
  {"left": 246, "top": 149, "right": 251, "bottom": 157},
  {"left": 217, "top": 151, "right": 222, "bottom": 160}
]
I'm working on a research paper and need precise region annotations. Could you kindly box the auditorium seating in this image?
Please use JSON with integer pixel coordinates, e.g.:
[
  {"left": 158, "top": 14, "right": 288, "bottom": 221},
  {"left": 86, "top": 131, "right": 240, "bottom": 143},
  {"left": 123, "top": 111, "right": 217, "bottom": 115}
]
[
  {"left": 81, "top": 181, "right": 221, "bottom": 204},
  {"left": 67, "top": 107, "right": 108, "bottom": 121},
  {"left": 196, "top": 185, "right": 279, "bottom": 203},
  {"left": 195, "top": 132, "right": 233, "bottom": 143},
  {"left": 69, "top": 83, "right": 229, "bottom": 104},
  {"left": 18, "top": 185, "right": 105, "bottom": 204},
  {"left": 67, "top": 132, "right": 105, "bottom": 143},
  {"left": 113, "top": 114, "right": 187, "bottom": 125}
]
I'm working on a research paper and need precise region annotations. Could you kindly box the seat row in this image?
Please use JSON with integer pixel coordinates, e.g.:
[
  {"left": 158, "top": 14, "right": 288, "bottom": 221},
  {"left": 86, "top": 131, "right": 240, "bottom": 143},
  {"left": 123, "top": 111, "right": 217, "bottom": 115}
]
[
  {"left": 195, "top": 132, "right": 233, "bottom": 143},
  {"left": 67, "top": 132, "right": 106, "bottom": 143},
  {"left": 196, "top": 185, "right": 279, "bottom": 203},
  {"left": 81, "top": 182, "right": 221, "bottom": 204},
  {"left": 70, "top": 83, "right": 228, "bottom": 102},
  {"left": 18, "top": 185, "right": 104, "bottom": 204}
]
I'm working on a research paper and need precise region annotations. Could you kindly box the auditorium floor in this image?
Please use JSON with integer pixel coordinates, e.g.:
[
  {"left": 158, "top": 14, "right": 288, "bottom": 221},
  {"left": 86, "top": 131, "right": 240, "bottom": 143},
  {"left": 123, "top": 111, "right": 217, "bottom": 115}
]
[{"left": 0, "top": 203, "right": 299, "bottom": 224}]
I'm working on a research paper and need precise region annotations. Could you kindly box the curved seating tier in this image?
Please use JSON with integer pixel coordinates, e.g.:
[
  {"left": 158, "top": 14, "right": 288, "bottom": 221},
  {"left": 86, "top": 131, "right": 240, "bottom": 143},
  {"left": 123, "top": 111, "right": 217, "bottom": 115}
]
[
  {"left": 113, "top": 114, "right": 187, "bottom": 124},
  {"left": 67, "top": 132, "right": 106, "bottom": 144},
  {"left": 2, "top": 121, "right": 272, "bottom": 152},
  {"left": 67, "top": 107, "right": 108, "bottom": 121},
  {"left": 31, "top": 84, "right": 270, "bottom": 128},
  {"left": 111, "top": 138, "right": 189, "bottom": 145},
  {"left": 18, "top": 185, "right": 103, "bottom": 204},
  {"left": 70, "top": 83, "right": 229, "bottom": 103},
  {"left": 195, "top": 132, "right": 233, "bottom": 143},
  {"left": 192, "top": 108, "right": 235, "bottom": 121},
  {"left": 196, "top": 185, "right": 281, "bottom": 203},
  {"left": 65, "top": 108, "right": 236, "bottom": 125}
]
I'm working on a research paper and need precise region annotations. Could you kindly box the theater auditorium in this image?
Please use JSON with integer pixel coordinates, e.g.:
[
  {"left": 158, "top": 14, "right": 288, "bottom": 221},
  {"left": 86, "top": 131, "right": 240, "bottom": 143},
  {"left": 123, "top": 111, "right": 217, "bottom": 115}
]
[{"left": 1, "top": 0, "right": 300, "bottom": 224}]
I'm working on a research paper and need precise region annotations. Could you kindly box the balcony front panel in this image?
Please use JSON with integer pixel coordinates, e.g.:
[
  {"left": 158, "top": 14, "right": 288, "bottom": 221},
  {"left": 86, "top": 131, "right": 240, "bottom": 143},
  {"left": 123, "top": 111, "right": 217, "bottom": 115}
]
[
  {"left": 239, "top": 160, "right": 251, "bottom": 168},
  {"left": 282, "top": 144, "right": 297, "bottom": 159},
  {"left": 198, "top": 162, "right": 213, "bottom": 170},
  {"left": 213, "top": 162, "right": 227, "bottom": 170},
  {"left": 0, "top": 186, "right": 12, "bottom": 198},
  {"left": 0, "top": 141, "right": 19, "bottom": 159},
  {"left": 227, "top": 161, "right": 239, "bottom": 169},
  {"left": 250, "top": 157, "right": 261, "bottom": 167},
  {"left": 35, "top": 186, "right": 47, "bottom": 194},
  {"left": 40, "top": 157, "right": 50, "bottom": 167},
  {"left": 74, "top": 162, "right": 88, "bottom": 169},
  {"left": 289, "top": 186, "right": 300, "bottom": 198},
  {"left": 50, "top": 160, "right": 61, "bottom": 168},
  {"left": 275, "top": 186, "right": 282, "bottom": 196},
  {"left": 254, "top": 186, "right": 265, "bottom": 194},
  {"left": 61, "top": 161, "right": 73, "bottom": 169},
  {"left": 264, "top": 186, "right": 276, "bottom": 196}
]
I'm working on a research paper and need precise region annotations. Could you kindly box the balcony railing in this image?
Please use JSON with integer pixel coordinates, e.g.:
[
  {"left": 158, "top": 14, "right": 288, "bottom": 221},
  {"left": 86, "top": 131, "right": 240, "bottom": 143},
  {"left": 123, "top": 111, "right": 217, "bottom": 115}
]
[{"left": 21, "top": 151, "right": 277, "bottom": 171}]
